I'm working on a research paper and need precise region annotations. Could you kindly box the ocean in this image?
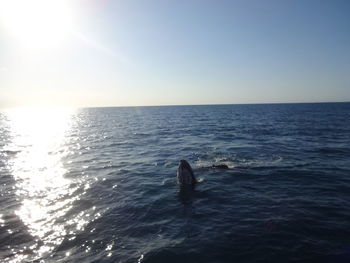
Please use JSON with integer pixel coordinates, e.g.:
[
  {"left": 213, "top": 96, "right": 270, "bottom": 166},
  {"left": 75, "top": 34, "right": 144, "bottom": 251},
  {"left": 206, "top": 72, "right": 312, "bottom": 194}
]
[{"left": 1, "top": 103, "right": 350, "bottom": 263}]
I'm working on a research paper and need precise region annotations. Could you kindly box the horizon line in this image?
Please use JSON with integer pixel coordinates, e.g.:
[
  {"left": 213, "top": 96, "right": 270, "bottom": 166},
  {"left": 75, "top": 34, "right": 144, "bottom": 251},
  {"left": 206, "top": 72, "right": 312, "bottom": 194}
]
[
  {"left": 1, "top": 100, "right": 349, "bottom": 110},
  {"left": 76, "top": 100, "right": 350, "bottom": 109}
]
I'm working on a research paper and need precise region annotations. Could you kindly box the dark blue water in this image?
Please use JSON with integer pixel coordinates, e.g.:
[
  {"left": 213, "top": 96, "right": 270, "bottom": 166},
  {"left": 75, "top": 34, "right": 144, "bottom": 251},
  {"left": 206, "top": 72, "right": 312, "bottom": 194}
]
[{"left": 1, "top": 103, "right": 350, "bottom": 262}]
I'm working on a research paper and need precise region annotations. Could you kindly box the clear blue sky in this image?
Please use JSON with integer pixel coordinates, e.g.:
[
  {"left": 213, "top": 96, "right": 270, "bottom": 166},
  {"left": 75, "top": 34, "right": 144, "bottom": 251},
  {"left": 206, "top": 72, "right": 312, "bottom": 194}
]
[{"left": 0, "top": 0, "right": 349, "bottom": 108}]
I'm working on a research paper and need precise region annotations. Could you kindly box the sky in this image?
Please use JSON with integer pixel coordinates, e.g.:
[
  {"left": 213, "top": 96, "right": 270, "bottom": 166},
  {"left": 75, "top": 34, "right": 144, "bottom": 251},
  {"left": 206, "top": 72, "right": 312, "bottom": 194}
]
[{"left": 0, "top": 0, "right": 349, "bottom": 108}]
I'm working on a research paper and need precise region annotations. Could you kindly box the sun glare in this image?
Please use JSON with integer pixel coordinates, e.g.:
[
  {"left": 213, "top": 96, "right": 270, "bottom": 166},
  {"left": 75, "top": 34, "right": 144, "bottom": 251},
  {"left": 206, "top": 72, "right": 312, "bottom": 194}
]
[
  {"left": 4, "top": 106, "right": 76, "bottom": 259},
  {"left": 0, "top": 0, "right": 73, "bottom": 49}
]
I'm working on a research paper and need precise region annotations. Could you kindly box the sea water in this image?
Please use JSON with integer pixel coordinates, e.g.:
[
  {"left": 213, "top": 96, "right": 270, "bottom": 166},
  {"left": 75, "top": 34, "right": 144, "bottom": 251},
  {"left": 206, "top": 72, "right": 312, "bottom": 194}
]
[{"left": 0, "top": 103, "right": 350, "bottom": 262}]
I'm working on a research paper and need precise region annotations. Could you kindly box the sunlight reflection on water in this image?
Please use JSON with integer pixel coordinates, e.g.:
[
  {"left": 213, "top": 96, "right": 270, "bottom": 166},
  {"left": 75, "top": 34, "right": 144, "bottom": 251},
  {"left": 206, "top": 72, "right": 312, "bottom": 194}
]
[{"left": 4, "top": 107, "right": 84, "bottom": 261}]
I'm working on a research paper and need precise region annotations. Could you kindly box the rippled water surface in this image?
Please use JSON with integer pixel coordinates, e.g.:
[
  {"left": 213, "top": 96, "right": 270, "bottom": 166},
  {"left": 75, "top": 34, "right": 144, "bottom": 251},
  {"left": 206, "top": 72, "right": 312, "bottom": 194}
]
[{"left": 1, "top": 103, "right": 350, "bottom": 263}]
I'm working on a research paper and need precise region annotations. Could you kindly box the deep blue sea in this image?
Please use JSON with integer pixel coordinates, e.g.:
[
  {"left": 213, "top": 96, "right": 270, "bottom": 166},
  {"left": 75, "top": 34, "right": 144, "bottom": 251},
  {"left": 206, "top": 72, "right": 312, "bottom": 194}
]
[{"left": 1, "top": 103, "right": 350, "bottom": 263}]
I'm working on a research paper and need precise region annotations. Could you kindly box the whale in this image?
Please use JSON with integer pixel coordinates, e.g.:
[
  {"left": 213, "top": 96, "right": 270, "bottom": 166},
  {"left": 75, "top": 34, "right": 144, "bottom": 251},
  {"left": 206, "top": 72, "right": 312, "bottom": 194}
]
[
  {"left": 177, "top": 160, "right": 196, "bottom": 189},
  {"left": 209, "top": 164, "right": 229, "bottom": 169}
]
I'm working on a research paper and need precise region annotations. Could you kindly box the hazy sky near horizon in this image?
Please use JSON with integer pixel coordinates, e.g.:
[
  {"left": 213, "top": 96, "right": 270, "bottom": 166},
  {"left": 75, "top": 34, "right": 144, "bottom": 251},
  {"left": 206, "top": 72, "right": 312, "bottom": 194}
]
[{"left": 0, "top": 0, "right": 349, "bottom": 108}]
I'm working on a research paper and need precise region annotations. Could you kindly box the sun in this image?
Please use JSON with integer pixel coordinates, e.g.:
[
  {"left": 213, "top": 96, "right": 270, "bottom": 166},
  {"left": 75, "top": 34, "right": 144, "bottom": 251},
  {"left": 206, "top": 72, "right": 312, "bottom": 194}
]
[{"left": 0, "top": 0, "right": 73, "bottom": 49}]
